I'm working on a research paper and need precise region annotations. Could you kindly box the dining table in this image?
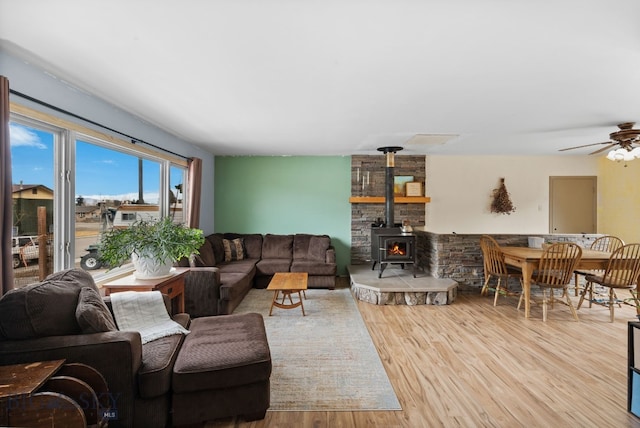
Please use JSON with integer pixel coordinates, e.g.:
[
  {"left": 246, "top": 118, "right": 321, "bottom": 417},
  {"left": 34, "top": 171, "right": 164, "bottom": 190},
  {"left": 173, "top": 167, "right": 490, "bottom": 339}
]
[{"left": 500, "top": 246, "right": 611, "bottom": 318}]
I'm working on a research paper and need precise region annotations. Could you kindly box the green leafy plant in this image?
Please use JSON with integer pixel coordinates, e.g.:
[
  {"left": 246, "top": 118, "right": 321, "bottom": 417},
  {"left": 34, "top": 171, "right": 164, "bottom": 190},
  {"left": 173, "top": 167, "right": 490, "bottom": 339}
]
[{"left": 98, "top": 217, "right": 205, "bottom": 268}]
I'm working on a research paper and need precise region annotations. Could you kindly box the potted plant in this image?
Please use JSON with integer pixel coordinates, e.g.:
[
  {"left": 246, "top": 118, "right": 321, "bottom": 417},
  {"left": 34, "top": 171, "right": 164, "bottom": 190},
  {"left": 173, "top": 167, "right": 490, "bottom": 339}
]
[{"left": 98, "top": 217, "right": 205, "bottom": 279}]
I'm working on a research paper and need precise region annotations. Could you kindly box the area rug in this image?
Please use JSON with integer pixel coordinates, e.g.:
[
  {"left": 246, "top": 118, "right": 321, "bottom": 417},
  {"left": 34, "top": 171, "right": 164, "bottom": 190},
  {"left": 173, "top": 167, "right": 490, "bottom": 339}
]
[{"left": 234, "top": 287, "right": 402, "bottom": 411}]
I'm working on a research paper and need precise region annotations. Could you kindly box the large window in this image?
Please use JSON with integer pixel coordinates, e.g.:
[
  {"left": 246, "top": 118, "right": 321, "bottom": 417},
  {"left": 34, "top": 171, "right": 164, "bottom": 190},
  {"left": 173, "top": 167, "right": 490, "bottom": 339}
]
[{"left": 9, "top": 106, "right": 188, "bottom": 287}]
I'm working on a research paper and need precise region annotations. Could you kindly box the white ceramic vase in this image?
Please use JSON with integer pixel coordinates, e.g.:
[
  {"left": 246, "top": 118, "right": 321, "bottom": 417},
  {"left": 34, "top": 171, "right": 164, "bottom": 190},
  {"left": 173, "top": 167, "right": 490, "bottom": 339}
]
[{"left": 131, "top": 252, "right": 174, "bottom": 279}]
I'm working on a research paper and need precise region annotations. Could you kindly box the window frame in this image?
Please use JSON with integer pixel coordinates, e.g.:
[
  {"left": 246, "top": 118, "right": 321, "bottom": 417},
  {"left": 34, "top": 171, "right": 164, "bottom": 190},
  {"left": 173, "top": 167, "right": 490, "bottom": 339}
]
[{"left": 10, "top": 102, "right": 189, "bottom": 282}]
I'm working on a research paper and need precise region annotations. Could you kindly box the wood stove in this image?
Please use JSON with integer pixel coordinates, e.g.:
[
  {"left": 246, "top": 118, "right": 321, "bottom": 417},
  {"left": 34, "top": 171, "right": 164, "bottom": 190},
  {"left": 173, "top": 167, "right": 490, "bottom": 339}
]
[
  {"left": 368, "top": 146, "right": 418, "bottom": 278},
  {"left": 372, "top": 229, "right": 417, "bottom": 278}
]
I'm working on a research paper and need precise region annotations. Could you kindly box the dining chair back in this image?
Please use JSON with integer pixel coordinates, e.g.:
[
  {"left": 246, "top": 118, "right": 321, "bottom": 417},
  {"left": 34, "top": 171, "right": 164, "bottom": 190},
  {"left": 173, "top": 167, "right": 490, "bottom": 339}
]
[
  {"left": 518, "top": 242, "right": 582, "bottom": 321},
  {"left": 573, "top": 235, "right": 624, "bottom": 295},
  {"left": 577, "top": 243, "right": 640, "bottom": 322},
  {"left": 591, "top": 235, "right": 625, "bottom": 252},
  {"left": 479, "top": 235, "right": 522, "bottom": 306}
]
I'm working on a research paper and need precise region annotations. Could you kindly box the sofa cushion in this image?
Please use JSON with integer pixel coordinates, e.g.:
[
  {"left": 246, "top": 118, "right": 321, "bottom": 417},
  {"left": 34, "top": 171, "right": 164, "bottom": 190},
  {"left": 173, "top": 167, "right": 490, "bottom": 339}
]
[
  {"left": 207, "top": 234, "right": 226, "bottom": 265},
  {"left": 223, "top": 238, "right": 245, "bottom": 261},
  {"left": 261, "top": 234, "right": 293, "bottom": 259},
  {"left": 194, "top": 238, "right": 216, "bottom": 267},
  {"left": 76, "top": 287, "right": 118, "bottom": 333},
  {"left": 293, "top": 234, "right": 331, "bottom": 261},
  {"left": 242, "top": 234, "right": 263, "bottom": 259},
  {"left": 0, "top": 268, "right": 98, "bottom": 339},
  {"left": 216, "top": 259, "right": 258, "bottom": 276},
  {"left": 290, "top": 260, "right": 337, "bottom": 276},
  {"left": 219, "top": 272, "right": 253, "bottom": 302},
  {"left": 256, "top": 259, "right": 292, "bottom": 276},
  {"left": 138, "top": 329, "right": 186, "bottom": 398},
  {"left": 218, "top": 272, "right": 255, "bottom": 315},
  {"left": 137, "top": 309, "right": 189, "bottom": 398}
]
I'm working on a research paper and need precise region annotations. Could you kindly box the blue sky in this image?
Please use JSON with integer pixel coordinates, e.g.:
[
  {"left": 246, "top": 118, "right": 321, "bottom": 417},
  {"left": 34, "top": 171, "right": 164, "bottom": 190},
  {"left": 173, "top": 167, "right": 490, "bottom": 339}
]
[{"left": 10, "top": 122, "right": 182, "bottom": 203}]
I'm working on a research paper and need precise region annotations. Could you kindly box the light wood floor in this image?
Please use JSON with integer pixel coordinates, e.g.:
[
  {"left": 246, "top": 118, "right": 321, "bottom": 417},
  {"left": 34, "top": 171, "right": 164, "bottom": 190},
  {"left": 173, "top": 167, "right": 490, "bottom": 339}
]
[{"left": 206, "top": 279, "right": 640, "bottom": 428}]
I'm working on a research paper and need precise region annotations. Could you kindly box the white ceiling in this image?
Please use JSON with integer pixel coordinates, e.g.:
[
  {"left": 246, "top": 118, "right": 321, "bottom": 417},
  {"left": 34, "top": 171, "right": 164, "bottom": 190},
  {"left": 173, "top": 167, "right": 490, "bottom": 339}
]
[{"left": 1, "top": 0, "right": 639, "bottom": 157}]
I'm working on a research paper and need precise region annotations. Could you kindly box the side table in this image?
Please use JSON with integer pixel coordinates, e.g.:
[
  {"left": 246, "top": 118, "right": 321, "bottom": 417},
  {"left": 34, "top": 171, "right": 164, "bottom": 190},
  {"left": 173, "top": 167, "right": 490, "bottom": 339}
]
[{"left": 102, "top": 267, "right": 189, "bottom": 314}]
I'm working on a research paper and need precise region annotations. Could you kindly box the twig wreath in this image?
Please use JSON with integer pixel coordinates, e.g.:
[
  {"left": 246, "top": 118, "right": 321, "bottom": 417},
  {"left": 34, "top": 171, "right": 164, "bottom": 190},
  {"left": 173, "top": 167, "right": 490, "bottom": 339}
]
[{"left": 490, "top": 178, "right": 516, "bottom": 215}]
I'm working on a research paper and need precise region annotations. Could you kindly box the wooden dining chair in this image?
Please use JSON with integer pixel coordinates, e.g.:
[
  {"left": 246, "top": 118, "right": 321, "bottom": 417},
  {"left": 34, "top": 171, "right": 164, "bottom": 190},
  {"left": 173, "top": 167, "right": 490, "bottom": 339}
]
[
  {"left": 577, "top": 243, "right": 640, "bottom": 322},
  {"left": 479, "top": 235, "right": 522, "bottom": 306},
  {"left": 517, "top": 242, "right": 582, "bottom": 321},
  {"left": 572, "top": 235, "right": 624, "bottom": 296}
]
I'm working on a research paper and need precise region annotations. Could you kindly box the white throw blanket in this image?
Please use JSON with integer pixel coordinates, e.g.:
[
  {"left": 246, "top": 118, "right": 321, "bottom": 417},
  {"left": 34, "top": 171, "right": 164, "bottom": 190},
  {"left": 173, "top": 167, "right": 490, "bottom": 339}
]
[{"left": 110, "top": 290, "right": 189, "bottom": 344}]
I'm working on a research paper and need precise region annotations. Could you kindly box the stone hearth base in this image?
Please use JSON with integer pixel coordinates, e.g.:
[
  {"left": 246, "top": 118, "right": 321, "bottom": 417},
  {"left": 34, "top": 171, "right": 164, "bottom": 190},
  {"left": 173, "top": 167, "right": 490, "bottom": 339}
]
[{"left": 348, "top": 264, "right": 457, "bottom": 306}]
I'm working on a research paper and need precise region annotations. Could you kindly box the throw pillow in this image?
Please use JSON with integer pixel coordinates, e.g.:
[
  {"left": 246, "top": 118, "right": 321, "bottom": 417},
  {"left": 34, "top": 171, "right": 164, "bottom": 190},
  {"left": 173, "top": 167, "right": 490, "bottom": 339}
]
[
  {"left": 197, "top": 238, "right": 217, "bottom": 266},
  {"left": 223, "top": 238, "right": 244, "bottom": 262},
  {"left": 76, "top": 287, "right": 118, "bottom": 333},
  {"left": 308, "top": 235, "right": 331, "bottom": 261},
  {"left": 0, "top": 268, "right": 97, "bottom": 339}
]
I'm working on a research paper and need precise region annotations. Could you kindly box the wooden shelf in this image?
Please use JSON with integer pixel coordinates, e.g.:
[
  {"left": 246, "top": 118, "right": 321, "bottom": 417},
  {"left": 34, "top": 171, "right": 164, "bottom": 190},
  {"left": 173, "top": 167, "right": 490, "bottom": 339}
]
[{"left": 349, "top": 196, "right": 431, "bottom": 204}]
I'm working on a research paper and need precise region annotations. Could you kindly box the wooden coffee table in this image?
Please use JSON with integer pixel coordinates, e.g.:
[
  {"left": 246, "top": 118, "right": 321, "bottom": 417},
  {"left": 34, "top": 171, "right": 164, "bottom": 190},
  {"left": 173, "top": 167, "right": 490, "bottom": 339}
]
[{"left": 267, "top": 272, "right": 308, "bottom": 316}]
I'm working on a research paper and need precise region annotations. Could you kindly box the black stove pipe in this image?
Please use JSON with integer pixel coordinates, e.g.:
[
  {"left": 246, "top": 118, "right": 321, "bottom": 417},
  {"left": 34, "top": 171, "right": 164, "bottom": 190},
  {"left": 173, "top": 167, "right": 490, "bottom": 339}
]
[
  {"left": 384, "top": 159, "right": 394, "bottom": 228},
  {"left": 377, "top": 146, "right": 403, "bottom": 228}
]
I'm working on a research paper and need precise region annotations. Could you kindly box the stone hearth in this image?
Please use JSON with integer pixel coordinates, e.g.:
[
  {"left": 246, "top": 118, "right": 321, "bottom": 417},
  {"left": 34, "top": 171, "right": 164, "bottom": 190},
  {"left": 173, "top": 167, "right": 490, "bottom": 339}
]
[{"left": 348, "top": 264, "right": 457, "bottom": 306}]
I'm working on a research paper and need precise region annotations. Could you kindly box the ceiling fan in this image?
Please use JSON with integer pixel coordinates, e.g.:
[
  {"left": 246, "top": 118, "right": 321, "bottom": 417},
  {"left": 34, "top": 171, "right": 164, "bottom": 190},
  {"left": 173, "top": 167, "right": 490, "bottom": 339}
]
[{"left": 559, "top": 122, "right": 640, "bottom": 156}]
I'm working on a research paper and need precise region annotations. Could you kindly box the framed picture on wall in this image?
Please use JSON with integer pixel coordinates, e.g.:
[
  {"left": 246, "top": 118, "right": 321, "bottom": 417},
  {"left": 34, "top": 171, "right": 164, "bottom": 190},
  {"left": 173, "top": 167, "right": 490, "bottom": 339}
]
[{"left": 394, "top": 176, "right": 414, "bottom": 196}]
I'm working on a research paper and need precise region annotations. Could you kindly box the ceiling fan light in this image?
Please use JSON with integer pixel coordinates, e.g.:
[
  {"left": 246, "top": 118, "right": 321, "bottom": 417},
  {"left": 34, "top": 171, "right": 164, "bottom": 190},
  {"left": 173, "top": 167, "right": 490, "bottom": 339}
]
[
  {"left": 631, "top": 147, "right": 640, "bottom": 158},
  {"left": 607, "top": 149, "right": 620, "bottom": 160},
  {"left": 607, "top": 148, "right": 629, "bottom": 161}
]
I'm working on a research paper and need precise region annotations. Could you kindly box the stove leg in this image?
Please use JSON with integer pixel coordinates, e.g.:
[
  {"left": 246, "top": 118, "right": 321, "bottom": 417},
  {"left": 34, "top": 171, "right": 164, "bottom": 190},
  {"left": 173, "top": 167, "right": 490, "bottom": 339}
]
[{"left": 378, "top": 262, "right": 387, "bottom": 278}]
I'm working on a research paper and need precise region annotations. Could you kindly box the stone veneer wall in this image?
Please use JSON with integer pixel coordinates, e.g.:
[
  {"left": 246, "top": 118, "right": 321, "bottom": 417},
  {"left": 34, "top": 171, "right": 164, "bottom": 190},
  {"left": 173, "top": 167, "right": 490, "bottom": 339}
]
[
  {"left": 351, "top": 155, "right": 426, "bottom": 264},
  {"left": 415, "top": 231, "right": 604, "bottom": 292}
]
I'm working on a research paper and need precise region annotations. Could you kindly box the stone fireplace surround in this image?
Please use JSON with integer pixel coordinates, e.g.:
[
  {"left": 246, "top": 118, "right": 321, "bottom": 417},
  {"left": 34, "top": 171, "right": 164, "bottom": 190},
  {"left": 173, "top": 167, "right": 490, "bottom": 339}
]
[
  {"left": 348, "top": 154, "right": 455, "bottom": 306},
  {"left": 350, "top": 155, "right": 426, "bottom": 264}
]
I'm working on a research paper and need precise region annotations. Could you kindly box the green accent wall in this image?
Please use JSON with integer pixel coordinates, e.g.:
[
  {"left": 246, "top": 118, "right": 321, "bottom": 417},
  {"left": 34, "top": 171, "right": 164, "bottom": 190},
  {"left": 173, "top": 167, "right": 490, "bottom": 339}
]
[{"left": 214, "top": 156, "right": 351, "bottom": 275}]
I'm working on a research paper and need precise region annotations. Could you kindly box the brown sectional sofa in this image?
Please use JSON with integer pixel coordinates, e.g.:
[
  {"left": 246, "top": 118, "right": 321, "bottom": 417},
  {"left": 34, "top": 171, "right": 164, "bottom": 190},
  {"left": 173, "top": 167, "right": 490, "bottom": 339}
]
[
  {"left": 182, "top": 233, "right": 337, "bottom": 316},
  {"left": 0, "top": 269, "right": 183, "bottom": 427},
  {"left": 0, "top": 269, "right": 272, "bottom": 427}
]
